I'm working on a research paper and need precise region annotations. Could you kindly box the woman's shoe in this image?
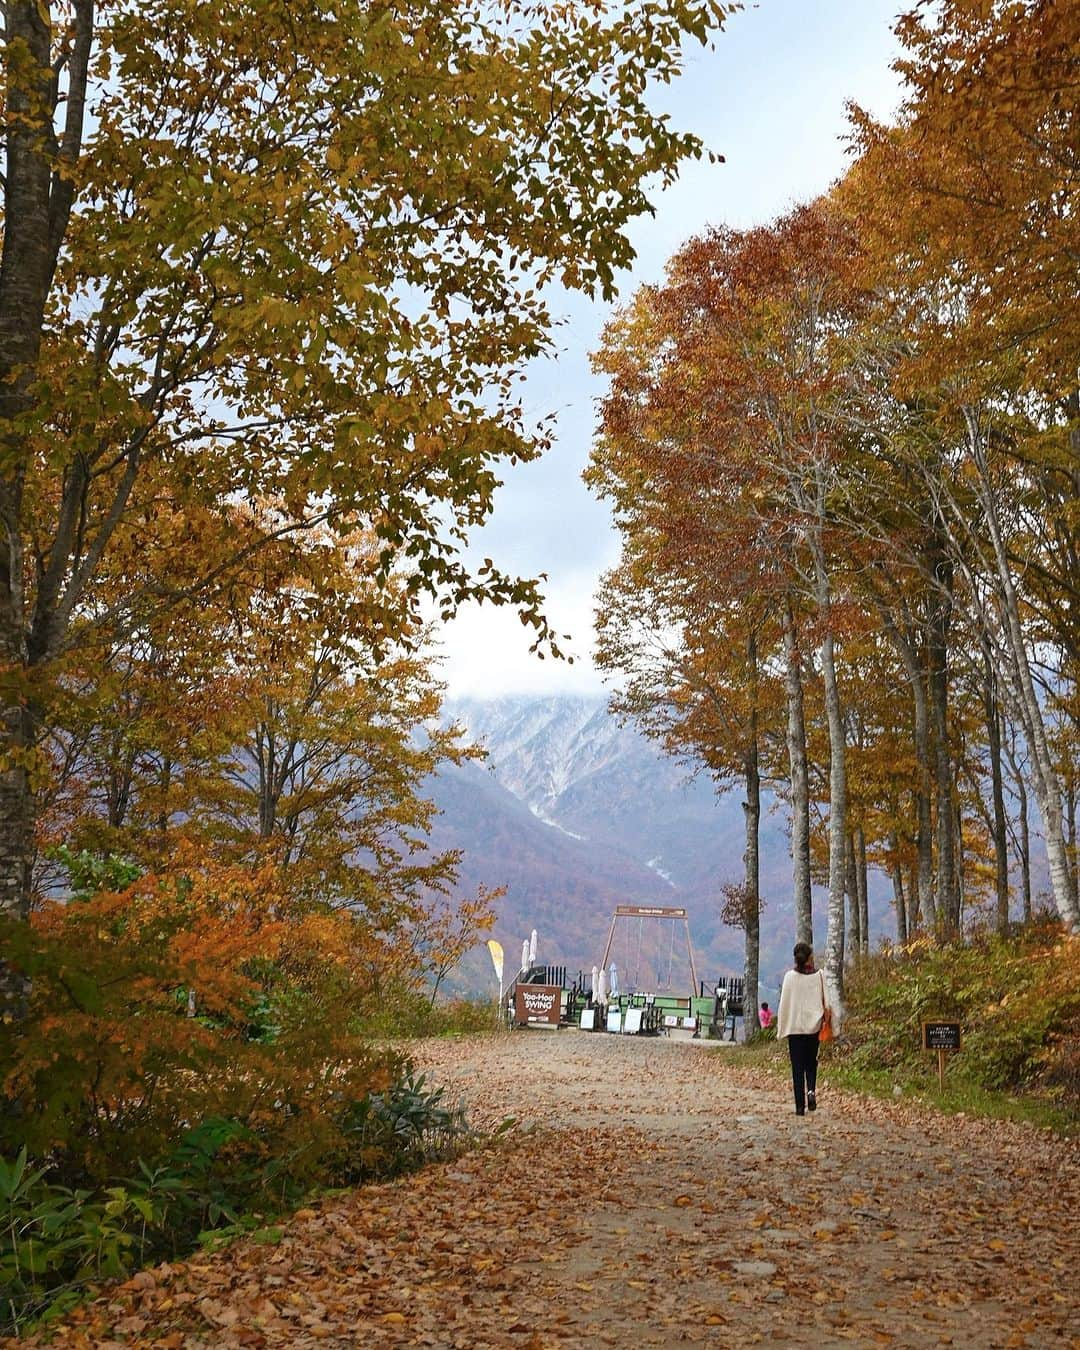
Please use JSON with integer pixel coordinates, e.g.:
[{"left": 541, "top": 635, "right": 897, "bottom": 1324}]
[{"left": 807, "top": 1091, "right": 817, "bottom": 1112}]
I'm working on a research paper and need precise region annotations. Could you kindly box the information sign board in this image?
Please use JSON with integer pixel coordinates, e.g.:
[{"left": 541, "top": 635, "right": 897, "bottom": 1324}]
[
  {"left": 922, "top": 1019, "right": 962, "bottom": 1088},
  {"left": 922, "top": 1021, "right": 962, "bottom": 1050}
]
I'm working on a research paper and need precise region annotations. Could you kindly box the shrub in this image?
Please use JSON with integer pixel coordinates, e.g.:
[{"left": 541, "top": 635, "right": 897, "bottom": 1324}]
[
  {"left": 360, "top": 983, "right": 502, "bottom": 1039},
  {"left": 841, "top": 923, "right": 1080, "bottom": 1111},
  {"left": 0, "top": 861, "right": 404, "bottom": 1182},
  {"left": 0, "top": 1146, "right": 165, "bottom": 1332},
  {"left": 335, "top": 1073, "right": 474, "bottom": 1181},
  {"left": 0, "top": 1075, "right": 485, "bottom": 1335},
  {"left": 0, "top": 856, "right": 495, "bottom": 1334},
  {"left": 431, "top": 997, "right": 502, "bottom": 1036}
]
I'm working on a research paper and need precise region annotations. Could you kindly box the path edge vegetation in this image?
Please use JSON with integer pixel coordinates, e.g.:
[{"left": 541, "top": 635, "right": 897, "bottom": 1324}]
[
  {"left": 0, "top": 1021, "right": 517, "bottom": 1339},
  {"left": 724, "top": 924, "right": 1080, "bottom": 1139}
]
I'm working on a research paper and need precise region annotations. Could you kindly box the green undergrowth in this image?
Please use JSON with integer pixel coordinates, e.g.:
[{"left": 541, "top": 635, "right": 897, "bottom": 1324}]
[
  {"left": 362, "top": 990, "right": 505, "bottom": 1039},
  {"left": 0, "top": 1072, "right": 504, "bottom": 1338},
  {"left": 720, "top": 922, "right": 1080, "bottom": 1137}
]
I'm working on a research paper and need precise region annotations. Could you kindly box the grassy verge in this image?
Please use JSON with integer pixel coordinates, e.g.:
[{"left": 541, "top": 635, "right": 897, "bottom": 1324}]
[
  {"left": 363, "top": 994, "right": 505, "bottom": 1039},
  {"left": 717, "top": 1037, "right": 1077, "bottom": 1135},
  {"left": 717, "top": 923, "right": 1080, "bottom": 1138}
]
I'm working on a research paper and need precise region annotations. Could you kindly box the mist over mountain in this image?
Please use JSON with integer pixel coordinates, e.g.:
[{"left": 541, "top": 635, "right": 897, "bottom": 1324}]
[{"left": 429, "top": 695, "right": 887, "bottom": 997}]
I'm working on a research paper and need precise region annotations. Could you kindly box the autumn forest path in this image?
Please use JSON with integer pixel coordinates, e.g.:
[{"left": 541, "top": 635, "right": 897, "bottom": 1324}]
[{"left": 22, "top": 1033, "right": 1080, "bottom": 1349}]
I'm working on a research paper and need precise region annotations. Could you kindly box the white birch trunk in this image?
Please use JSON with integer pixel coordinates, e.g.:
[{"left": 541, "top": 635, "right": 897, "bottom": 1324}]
[
  {"left": 782, "top": 595, "right": 813, "bottom": 947},
  {"left": 966, "top": 413, "right": 1079, "bottom": 929},
  {"left": 807, "top": 491, "right": 846, "bottom": 1021}
]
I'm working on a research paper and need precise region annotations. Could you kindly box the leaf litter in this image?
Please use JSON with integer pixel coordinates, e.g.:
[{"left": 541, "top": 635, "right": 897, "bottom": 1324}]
[{"left": 9, "top": 1034, "right": 1078, "bottom": 1348}]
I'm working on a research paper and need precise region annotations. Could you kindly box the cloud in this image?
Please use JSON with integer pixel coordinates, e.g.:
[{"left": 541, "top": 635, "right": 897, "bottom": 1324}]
[{"left": 431, "top": 565, "right": 616, "bottom": 699}]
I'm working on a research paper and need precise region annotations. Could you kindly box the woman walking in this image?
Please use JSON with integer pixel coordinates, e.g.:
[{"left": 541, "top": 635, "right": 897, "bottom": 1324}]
[{"left": 777, "top": 942, "right": 832, "bottom": 1116}]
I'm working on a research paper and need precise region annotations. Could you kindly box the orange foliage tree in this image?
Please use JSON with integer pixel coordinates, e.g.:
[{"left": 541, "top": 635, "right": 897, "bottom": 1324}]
[{"left": 591, "top": 201, "right": 869, "bottom": 1011}]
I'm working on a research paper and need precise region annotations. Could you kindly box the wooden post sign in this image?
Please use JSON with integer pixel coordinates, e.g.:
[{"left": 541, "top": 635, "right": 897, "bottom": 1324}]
[
  {"left": 514, "top": 984, "right": 562, "bottom": 1027},
  {"left": 922, "top": 1020, "right": 962, "bottom": 1089}
]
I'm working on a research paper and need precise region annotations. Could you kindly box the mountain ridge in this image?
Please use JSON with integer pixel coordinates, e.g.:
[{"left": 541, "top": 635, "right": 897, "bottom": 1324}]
[{"left": 430, "top": 693, "right": 884, "bottom": 997}]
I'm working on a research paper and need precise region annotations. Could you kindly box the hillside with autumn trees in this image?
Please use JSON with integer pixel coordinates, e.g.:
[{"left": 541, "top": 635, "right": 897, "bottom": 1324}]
[{"left": 588, "top": 0, "right": 1079, "bottom": 1056}]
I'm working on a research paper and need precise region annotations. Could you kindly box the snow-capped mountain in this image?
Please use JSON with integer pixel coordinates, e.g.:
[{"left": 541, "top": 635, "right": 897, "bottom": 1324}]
[
  {"left": 429, "top": 694, "right": 812, "bottom": 994},
  {"left": 446, "top": 695, "right": 633, "bottom": 815}
]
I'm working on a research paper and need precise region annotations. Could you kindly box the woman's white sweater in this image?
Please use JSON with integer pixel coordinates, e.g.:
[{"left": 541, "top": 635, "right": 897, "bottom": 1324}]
[{"left": 776, "top": 969, "right": 828, "bottom": 1038}]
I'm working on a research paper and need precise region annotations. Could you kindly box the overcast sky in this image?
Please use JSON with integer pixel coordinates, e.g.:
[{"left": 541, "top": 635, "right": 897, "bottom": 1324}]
[{"left": 433, "top": 0, "right": 906, "bottom": 700}]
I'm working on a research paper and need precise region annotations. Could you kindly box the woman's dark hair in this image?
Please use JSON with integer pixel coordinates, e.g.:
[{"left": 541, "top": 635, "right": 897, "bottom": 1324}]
[{"left": 793, "top": 942, "right": 813, "bottom": 972}]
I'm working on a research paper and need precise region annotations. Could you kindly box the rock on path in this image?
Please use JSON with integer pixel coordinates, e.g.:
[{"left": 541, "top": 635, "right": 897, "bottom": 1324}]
[{"left": 14, "top": 1032, "right": 1079, "bottom": 1349}]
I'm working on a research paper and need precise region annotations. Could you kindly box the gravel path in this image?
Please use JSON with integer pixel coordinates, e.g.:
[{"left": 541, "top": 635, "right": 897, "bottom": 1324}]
[
  {"left": 410, "top": 1032, "right": 1079, "bottom": 1348},
  {"left": 16, "top": 1030, "right": 1079, "bottom": 1349}
]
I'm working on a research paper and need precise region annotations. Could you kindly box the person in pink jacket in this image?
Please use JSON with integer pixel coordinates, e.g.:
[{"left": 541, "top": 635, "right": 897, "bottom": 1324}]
[{"left": 776, "top": 942, "right": 832, "bottom": 1116}]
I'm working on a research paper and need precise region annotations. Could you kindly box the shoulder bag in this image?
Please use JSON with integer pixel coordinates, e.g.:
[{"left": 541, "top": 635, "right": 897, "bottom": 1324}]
[{"left": 818, "top": 970, "right": 834, "bottom": 1043}]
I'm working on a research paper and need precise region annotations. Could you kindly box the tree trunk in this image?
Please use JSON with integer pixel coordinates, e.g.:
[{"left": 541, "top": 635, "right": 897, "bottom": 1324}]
[
  {"left": 157, "top": 755, "right": 173, "bottom": 843},
  {"left": 982, "top": 646, "right": 1010, "bottom": 935},
  {"left": 0, "top": 704, "right": 35, "bottom": 1016},
  {"left": 0, "top": 5, "right": 56, "bottom": 949},
  {"left": 876, "top": 605, "right": 934, "bottom": 928},
  {"left": 955, "top": 800, "right": 966, "bottom": 931},
  {"left": 888, "top": 830, "right": 907, "bottom": 944},
  {"left": 906, "top": 858, "right": 920, "bottom": 937},
  {"left": 812, "top": 535, "right": 847, "bottom": 1019},
  {"left": 0, "top": 706, "right": 35, "bottom": 926},
  {"left": 845, "top": 833, "right": 860, "bottom": 955},
  {"left": 966, "top": 413, "right": 1079, "bottom": 929},
  {"left": 927, "top": 537, "right": 959, "bottom": 932},
  {"left": 0, "top": 2, "right": 99, "bottom": 958},
  {"left": 782, "top": 594, "right": 813, "bottom": 947},
  {"left": 742, "top": 633, "right": 760, "bottom": 1034},
  {"left": 1013, "top": 756, "right": 1033, "bottom": 923},
  {"left": 856, "top": 824, "right": 869, "bottom": 954},
  {"left": 1004, "top": 723, "right": 1032, "bottom": 924},
  {"left": 1019, "top": 789, "right": 1032, "bottom": 921},
  {"left": 1065, "top": 767, "right": 1079, "bottom": 921}
]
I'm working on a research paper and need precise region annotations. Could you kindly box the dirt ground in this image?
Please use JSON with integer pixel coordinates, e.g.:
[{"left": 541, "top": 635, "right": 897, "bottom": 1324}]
[{"left": 17, "top": 1030, "right": 1080, "bottom": 1349}]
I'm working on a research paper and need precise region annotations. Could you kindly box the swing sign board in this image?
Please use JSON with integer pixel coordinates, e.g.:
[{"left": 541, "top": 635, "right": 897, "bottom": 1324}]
[
  {"left": 614, "top": 905, "right": 687, "bottom": 919},
  {"left": 922, "top": 1020, "right": 961, "bottom": 1051},
  {"left": 514, "top": 984, "right": 562, "bottom": 1026}
]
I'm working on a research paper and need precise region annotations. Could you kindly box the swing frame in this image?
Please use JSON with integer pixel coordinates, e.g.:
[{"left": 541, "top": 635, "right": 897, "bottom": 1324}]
[{"left": 598, "top": 905, "right": 699, "bottom": 994}]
